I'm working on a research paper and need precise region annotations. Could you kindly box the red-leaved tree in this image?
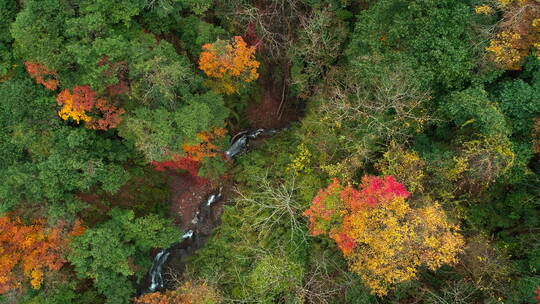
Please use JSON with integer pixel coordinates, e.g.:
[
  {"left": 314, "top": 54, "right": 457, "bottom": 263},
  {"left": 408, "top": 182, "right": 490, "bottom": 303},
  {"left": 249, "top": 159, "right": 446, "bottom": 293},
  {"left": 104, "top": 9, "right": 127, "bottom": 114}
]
[
  {"left": 151, "top": 155, "right": 208, "bottom": 185},
  {"left": 23, "top": 61, "right": 59, "bottom": 90}
]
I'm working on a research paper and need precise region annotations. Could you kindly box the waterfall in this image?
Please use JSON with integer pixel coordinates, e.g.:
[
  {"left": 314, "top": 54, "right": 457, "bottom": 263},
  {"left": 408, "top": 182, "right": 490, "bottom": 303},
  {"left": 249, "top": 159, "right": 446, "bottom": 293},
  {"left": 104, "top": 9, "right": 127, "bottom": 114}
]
[
  {"left": 206, "top": 186, "right": 223, "bottom": 207},
  {"left": 182, "top": 230, "right": 193, "bottom": 240},
  {"left": 225, "top": 128, "right": 278, "bottom": 159},
  {"left": 142, "top": 186, "right": 222, "bottom": 294},
  {"left": 147, "top": 249, "right": 170, "bottom": 293}
]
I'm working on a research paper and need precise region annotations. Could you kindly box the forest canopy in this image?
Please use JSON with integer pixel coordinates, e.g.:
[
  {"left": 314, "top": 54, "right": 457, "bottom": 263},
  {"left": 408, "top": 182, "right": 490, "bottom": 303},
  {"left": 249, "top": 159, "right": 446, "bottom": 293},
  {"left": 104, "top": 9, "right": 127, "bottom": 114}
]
[{"left": 1, "top": 0, "right": 540, "bottom": 303}]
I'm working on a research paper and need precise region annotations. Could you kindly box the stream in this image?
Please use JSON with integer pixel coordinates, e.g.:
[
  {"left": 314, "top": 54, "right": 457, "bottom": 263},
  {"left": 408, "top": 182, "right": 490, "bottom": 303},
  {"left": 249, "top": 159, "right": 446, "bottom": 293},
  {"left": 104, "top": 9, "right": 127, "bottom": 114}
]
[{"left": 139, "top": 128, "right": 278, "bottom": 294}]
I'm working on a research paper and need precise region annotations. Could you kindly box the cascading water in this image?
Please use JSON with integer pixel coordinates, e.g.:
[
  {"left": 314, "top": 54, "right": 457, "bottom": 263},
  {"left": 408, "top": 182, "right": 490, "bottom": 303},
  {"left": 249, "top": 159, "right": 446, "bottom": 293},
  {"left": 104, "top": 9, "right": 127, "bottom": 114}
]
[
  {"left": 182, "top": 230, "right": 194, "bottom": 240},
  {"left": 141, "top": 128, "right": 278, "bottom": 294},
  {"left": 225, "top": 128, "right": 277, "bottom": 159},
  {"left": 147, "top": 249, "right": 171, "bottom": 293},
  {"left": 206, "top": 186, "right": 223, "bottom": 207},
  {"left": 140, "top": 188, "right": 221, "bottom": 294}
]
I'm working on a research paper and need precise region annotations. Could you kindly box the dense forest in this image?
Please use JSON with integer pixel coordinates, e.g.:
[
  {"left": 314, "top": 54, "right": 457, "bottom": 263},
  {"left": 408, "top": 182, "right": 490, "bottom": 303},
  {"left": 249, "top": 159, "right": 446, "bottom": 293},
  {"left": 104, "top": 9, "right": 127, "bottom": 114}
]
[{"left": 1, "top": 0, "right": 540, "bottom": 303}]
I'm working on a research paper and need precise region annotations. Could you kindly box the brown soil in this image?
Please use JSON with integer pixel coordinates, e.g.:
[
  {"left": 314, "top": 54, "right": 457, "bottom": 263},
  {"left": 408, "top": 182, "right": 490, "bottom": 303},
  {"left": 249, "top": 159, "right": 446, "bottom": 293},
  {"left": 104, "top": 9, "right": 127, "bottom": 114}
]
[
  {"left": 76, "top": 168, "right": 231, "bottom": 234},
  {"left": 167, "top": 172, "right": 233, "bottom": 232},
  {"left": 75, "top": 193, "right": 110, "bottom": 226},
  {"left": 167, "top": 172, "right": 212, "bottom": 230},
  {"left": 246, "top": 65, "right": 298, "bottom": 129}
]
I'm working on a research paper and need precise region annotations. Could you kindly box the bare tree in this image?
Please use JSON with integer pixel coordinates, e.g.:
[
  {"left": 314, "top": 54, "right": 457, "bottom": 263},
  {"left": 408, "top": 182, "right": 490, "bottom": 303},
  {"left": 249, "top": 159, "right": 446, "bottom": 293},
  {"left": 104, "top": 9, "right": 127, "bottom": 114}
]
[
  {"left": 297, "top": 251, "right": 360, "bottom": 304},
  {"left": 220, "top": 0, "right": 305, "bottom": 61},
  {"left": 307, "top": 62, "right": 432, "bottom": 169},
  {"left": 234, "top": 173, "right": 307, "bottom": 245}
]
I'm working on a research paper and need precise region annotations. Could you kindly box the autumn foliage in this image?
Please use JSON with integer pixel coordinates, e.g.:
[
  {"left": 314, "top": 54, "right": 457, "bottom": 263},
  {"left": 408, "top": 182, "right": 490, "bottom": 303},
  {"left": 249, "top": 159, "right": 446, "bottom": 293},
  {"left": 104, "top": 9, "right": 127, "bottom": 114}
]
[
  {"left": 24, "top": 58, "right": 125, "bottom": 129},
  {"left": 182, "top": 128, "right": 227, "bottom": 161},
  {"left": 87, "top": 98, "right": 126, "bottom": 130},
  {"left": 476, "top": 0, "right": 540, "bottom": 69},
  {"left": 0, "top": 216, "right": 84, "bottom": 293},
  {"left": 198, "top": 36, "right": 260, "bottom": 94},
  {"left": 151, "top": 155, "right": 208, "bottom": 184},
  {"left": 98, "top": 56, "right": 130, "bottom": 97},
  {"left": 133, "top": 281, "right": 220, "bottom": 304},
  {"left": 23, "top": 61, "right": 59, "bottom": 90},
  {"left": 304, "top": 176, "right": 464, "bottom": 295},
  {"left": 57, "top": 85, "right": 94, "bottom": 123},
  {"left": 56, "top": 85, "right": 125, "bottom": 129},
  {"left": 151, "top": 128, "right": 226, "bottom": 182}
]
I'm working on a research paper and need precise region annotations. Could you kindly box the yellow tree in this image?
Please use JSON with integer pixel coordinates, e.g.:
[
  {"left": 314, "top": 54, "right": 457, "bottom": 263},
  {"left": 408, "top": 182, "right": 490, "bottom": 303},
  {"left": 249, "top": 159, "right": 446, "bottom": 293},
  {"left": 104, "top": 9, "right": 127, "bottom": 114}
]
[
  {"left": 56, "top": 86, "right": 93, "bottom": 124},
  {"left": 476, "top": 0, "right": 540, "bottom": 69},
  {"left": 304, "top": 176, "right": 464, "bottom": 295}
]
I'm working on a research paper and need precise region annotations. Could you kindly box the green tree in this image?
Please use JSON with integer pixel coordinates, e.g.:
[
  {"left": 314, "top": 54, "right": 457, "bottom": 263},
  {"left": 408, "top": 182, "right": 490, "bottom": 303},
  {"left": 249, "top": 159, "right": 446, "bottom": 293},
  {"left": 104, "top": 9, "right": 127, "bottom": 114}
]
[
  {"left": 22, "top": 283, "right": 103, "bottom": 304},
  {"left": 497, "top": 79, "right": 540, "bottom": 137},
  {"left": 247, "top": 253, "right": 304, "bottom": 303},
  {"left": 437, "top": 87, "right": 510, "bottom": 138},
  {"left": 0, "top": 69, "right": 131, "bottom": 216},
  {"left": 68, "top": 208, "right": 180, "bottom": 304},
  {"left": 10, "top": 0, "right": 71, "bottom": 71},
  {"left": 129, "top": 42, "right": 198, "bottom": 109},
  {"left": 176, "top": 16, "right": 227, "bottom": 58},
  {"left": 119, "top": 92, "right": 228, "bottom": 162},
  {"left": 0, "top": 0, "right": 17, "bottom": 77},
  {"left": 300, "top": 61, "right": 430, "bottom": 180},
  {"left": 347, "top": 0, "right": 474, "bottom": 91}
]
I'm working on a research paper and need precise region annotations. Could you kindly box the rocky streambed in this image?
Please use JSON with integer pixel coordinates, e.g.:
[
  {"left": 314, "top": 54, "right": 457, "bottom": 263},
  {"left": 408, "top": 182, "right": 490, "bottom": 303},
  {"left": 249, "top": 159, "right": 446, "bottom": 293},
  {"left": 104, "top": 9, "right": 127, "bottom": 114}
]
[{"left": 139, "top": 128, "right": 279, "bottom": 295}]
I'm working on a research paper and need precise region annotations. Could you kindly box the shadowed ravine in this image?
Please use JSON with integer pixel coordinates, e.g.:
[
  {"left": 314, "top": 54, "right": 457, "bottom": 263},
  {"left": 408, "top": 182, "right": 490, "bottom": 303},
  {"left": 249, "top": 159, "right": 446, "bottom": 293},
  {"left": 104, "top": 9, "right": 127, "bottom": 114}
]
[{"left": 139, "top": 129, "right": 279, "bottom": 295}]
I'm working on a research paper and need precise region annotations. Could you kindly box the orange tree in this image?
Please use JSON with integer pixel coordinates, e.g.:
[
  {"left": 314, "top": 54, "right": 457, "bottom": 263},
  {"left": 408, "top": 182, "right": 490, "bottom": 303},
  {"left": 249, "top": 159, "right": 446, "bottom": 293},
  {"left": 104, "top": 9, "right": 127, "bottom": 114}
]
[
  {"left": 56, "top": 85, "right": 94, "bottom": 123},
  {"left": 303, "top": 175, "right": 464, "bottom": 295},
  {"left": 182, "top": 128, "right": 227, "bottom": 161},
  {"left": 198, "top": 36, "right": 260, "bottom": 94},
  {"left": 0, "top": 216, "right": 84, "bottom": 293}
]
